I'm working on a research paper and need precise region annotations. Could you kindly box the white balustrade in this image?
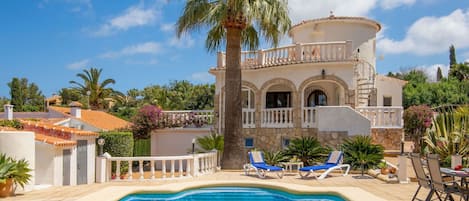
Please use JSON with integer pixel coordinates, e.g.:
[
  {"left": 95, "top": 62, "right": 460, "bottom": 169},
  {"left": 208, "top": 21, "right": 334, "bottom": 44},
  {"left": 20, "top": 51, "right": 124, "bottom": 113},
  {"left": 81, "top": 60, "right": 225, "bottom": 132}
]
[
  {"left": 302, "top": 107, "right": 318, "bottom": 128},
  {"left": 356, "top": 106, "right": 403, "bottom": 128},
  {"left": 161, "top": 110, "right": 213, "bottom": 128},
  {"left": 261, "top": 108, "right": 293, "bottom": 128},
  {"left": 217, "top": 41, "right": 354, "bottom": 69},
  {"left": 105, "top": 151, "right": 218, "bottom": 181},
  {"left": 242, "top": 108, "right": 255, "bottom": 128}
]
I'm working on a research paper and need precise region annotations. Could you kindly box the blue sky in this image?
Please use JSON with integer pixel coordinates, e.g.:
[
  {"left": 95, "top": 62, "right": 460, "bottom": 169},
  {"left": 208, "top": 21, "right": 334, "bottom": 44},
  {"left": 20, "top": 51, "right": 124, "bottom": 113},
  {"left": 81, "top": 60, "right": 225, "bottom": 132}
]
[{"left": 1, "top": 0, "right": 468, "bottom": 98}]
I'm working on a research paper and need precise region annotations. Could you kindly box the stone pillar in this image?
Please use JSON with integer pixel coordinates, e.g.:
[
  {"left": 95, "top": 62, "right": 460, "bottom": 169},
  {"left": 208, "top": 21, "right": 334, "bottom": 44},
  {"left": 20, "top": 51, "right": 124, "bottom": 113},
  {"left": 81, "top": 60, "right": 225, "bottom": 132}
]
[
  {"left": 397, "top": 155, "right": 409, "bottom": 183},
  {"left": 95, "top": 156, "right": 107, "bottom": 183},
  {"left": 451, "top": 155, "right": 462, "bottom": 169},
  {"left": 4, "top": 104, "right": 13, "bottom": 120}
]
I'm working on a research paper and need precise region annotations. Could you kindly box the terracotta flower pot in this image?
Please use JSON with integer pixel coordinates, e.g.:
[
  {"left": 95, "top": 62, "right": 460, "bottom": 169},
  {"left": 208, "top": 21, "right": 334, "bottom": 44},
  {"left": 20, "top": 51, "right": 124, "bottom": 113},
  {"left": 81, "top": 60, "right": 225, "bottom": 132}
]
[
  {"left": 0, "top": 178, "right": 14, "bottom": 197},
  {"left": 380, "top": 168, "right": 389, "bottom": 175}
]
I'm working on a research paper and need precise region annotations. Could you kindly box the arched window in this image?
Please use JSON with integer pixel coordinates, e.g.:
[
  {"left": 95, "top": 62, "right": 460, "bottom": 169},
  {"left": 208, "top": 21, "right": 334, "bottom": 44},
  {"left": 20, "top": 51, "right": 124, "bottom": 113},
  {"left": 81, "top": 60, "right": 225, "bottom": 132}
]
[
  {"left": 242, "top": 87, "right": 255, "bottom": 109},
  {"left": 307, "top": 90, "right": 327, "bottom": 107}
]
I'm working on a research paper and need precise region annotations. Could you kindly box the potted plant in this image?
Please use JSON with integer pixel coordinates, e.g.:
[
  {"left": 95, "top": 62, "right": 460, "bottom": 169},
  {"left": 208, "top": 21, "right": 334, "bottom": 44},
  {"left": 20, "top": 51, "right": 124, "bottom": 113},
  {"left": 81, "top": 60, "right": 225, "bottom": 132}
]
[
  {"left": 378, "top": 161, "right": 389, "bottom": 175},
  {"left": 0, "top": 153, "right": 32, "bottom": 197}
]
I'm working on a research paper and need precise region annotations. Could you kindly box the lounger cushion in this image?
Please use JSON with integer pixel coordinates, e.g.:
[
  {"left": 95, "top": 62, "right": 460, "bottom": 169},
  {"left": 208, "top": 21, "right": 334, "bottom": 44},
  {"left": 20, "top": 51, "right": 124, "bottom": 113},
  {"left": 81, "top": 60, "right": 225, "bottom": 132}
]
[
  {"left": 252, "top": 163, "right": 283, "bottom": 171},
  {"left": 251, "top": 151, "right": 264, "bottom": 163},
  {"left": 299, "top": 163, "right": 336, "bottom": 172},
  {"left": 326, "top": 151, "right": 341, "bottom": 164}
]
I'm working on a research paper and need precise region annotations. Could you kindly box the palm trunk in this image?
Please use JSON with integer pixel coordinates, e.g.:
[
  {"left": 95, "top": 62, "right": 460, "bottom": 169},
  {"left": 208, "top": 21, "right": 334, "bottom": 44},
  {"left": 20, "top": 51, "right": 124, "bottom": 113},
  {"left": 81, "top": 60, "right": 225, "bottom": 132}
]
[{"left": 221, "top": 26, "right": 244, "bottom": 169}]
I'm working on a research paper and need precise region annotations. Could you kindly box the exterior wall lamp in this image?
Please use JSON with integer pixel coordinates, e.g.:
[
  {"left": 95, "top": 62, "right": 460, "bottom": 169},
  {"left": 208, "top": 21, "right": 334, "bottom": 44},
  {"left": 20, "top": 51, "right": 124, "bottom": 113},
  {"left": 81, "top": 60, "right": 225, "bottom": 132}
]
[{"left": 321, "top": 69, "right": 326, "bottom": 79}]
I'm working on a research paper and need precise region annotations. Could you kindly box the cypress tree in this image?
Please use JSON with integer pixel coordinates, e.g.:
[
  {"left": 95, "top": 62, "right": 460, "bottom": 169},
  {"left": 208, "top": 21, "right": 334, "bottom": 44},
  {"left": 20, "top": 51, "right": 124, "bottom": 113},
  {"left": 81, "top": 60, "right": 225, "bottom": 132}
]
[{"left": 436, "top": 67, "right": 443, "bottom": 81}]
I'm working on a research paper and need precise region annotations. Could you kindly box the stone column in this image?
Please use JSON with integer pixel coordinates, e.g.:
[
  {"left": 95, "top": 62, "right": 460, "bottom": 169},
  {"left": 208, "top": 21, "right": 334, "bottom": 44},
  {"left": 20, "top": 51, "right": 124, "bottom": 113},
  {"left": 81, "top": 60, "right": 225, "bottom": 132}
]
[
  {"left": 397, "top": 155, "right": 409, "bottom": 183},
  {"left": 3, "top": 104, "right": 13, "bottom": 120}
]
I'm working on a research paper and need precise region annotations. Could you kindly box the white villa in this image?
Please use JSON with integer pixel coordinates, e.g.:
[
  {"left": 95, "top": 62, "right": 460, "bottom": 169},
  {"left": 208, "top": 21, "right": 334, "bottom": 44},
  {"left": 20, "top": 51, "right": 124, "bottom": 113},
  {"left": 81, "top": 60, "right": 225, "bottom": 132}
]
[{"left": 209, "top": 14, "right": 406, "bottom": 152}]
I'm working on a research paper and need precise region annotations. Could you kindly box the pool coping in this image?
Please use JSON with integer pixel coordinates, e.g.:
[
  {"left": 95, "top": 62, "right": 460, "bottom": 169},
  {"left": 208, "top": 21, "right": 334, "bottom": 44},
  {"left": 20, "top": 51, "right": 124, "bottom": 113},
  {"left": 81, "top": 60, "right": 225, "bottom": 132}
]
[{"left": 76, "top": 180, "right": 387, "bottom": 201}]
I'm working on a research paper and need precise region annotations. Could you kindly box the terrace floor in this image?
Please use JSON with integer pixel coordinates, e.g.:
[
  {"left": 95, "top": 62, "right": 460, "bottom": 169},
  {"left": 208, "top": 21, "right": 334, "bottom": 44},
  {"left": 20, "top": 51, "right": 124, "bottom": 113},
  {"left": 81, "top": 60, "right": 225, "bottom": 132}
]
[{"left": 3, "top": 170, "right": 429, "bottom": 201}]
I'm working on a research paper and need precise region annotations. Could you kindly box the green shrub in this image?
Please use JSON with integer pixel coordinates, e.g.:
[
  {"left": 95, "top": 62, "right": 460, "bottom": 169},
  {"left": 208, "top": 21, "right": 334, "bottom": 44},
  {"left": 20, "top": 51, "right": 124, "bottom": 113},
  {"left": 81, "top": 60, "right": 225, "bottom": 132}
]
[
  {"left": 99, "top": 131, "right": 134, "bottom": 173},
  {"left": 0, "top": 119, "right": 23, "bottom": 129},
  {"left": 134, "top": 139, "right": 151, "bottom": 156},
  {"left": 283, "top": 136, "right": 329, "bottom": 166},
  {"left": 342, "top": 135, "right": 384, "bottom": 176},
  {"left": 263, "top": 150, "right": 288, "bottom": 166}
]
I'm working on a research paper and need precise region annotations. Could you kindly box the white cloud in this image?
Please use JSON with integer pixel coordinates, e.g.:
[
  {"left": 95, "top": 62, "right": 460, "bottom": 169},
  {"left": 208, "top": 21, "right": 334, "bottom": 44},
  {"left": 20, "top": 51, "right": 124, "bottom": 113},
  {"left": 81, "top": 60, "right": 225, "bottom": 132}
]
[
  {"left": 288, "top": 0, "right": 377, "bottom": 24},
  {"left": 380, "top": 0, "right": 416, "bottom": 10},
  {"left": 160, "top": 23, "right": 175, "bottom": 33},
  {"left": 100, "top": 42, "right": 162, "bottom": 58},
  {"left": 463, "top": 51, "right": 469, "bottom": 63},
  {"left": 190, "top": 72, "right": 214, "bottom": 83},
  {"left": 93, "top": 4, "right": 159, "bottom": 36},
  {"left": 169, "top": 35, "right": 195, "bottom": 49},
  {"left": 124, "top": 59, "right": 158, "bottom": 65},
  {"left": 378, "top": 9, "right": 469, "bottom": 55},
  {"left": 416, "top": 64, "right": 449, "bottom": 82},
  {"left": 66, "top": 59, "right": 90, "bottom": 70}
]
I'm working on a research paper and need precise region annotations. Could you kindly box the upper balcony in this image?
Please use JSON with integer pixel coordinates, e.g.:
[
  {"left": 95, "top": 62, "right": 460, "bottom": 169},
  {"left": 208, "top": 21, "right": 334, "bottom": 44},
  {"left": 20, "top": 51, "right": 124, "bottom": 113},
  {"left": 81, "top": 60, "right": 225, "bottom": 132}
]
[{"left": 214, "top": 41, "right": 356, "bottom": 70}]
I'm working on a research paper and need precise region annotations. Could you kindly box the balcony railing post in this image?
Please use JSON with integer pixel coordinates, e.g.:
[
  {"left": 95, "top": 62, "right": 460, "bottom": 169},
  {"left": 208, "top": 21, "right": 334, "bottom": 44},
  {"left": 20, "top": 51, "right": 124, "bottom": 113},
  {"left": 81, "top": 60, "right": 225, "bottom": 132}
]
[
  {"left": 295, "top": 43, "right": 302, "bottom": 62},
  {"left": 346, "top": 40, "right": 352, "bottom": 59},
  {"left": 217, "top": 52, "right": 225, "bottom": 68},
  {"left": 257, "top": 50, "right": 264, "bottom": 67}
]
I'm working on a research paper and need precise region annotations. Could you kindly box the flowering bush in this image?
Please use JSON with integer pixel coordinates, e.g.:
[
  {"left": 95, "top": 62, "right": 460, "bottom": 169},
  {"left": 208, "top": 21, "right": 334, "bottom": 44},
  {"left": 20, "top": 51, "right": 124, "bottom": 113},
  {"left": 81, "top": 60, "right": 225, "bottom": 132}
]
[
  {"left": 131, "top": 105, "right": 162, "bottom": 139},
  {"left": 403, "top": 105, "right": 433, "bottom": 153}
]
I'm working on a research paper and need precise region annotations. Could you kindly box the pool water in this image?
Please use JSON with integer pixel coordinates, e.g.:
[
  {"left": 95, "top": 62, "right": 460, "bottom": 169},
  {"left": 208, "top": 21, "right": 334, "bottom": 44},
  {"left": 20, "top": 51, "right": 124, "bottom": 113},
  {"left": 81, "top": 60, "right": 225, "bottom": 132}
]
[{"left": 120, "top": 186, "right": 346, "bottom": 201}]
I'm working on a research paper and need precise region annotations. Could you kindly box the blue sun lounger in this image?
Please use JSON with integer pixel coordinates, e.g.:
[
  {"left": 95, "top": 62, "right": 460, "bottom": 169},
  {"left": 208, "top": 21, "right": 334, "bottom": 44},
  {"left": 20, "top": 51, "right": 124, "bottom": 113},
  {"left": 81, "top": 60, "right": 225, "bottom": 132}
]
[
  {"left": 299, "top": 151, "right": 350, "bottom": 179},
  {"left": 244, "top": 151, "right": 284, "bottom": 179}
]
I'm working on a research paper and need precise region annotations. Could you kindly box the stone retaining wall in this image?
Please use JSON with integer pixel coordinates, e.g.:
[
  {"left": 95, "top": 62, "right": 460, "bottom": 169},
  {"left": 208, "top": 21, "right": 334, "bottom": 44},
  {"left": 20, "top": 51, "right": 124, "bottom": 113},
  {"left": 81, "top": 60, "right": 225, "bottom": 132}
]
[{"left": 371, "top": 128, "right": 403, "bottom": 150}]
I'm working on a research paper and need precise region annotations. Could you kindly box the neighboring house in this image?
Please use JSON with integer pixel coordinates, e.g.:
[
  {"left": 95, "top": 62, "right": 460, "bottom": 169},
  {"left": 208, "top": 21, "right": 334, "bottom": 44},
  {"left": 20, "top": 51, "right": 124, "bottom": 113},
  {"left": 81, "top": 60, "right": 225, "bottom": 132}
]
[
  {"left": 209, "top": 14, "right": 406, "bottom": 155},
  {"left": 0, "top": 103, "right": 130, "bottom": 186}
]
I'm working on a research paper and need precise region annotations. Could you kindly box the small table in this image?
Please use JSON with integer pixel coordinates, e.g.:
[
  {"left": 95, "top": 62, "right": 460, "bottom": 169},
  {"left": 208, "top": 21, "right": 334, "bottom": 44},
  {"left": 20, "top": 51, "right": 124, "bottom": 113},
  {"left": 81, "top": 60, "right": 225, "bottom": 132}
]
[
  {"left": 440, "top": 168, "right": 469, "bottom": 201},
  {"left": 280, "top": 162, "right": 304, "bottom": 172}
]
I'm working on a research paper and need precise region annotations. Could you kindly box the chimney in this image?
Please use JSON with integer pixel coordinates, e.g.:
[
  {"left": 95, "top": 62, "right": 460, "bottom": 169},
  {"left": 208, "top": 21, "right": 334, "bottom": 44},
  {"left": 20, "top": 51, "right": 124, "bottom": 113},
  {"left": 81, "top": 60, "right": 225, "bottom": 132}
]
[
  {"left": 3, "top": 104, "right": 13, "bottom": 120},
  {"left": 69, "top": 101, "right": 83, "bottom": 118}
]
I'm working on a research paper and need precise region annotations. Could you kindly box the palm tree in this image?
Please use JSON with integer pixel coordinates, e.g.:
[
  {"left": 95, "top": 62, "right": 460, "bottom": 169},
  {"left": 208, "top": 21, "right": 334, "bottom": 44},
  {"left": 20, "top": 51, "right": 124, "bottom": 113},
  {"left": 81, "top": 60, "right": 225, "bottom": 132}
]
[
  {"left": 283, "top": 137, "right": 329, "bottom": 166},
  {"left": 177, "top": 0, "right": 291, "bottom": 169},
  {"left": 342, "top": 136, "right": 384, "bottom": 176},
  {"left": 69, "top": 67, "right": 116, "bottom": 109}
]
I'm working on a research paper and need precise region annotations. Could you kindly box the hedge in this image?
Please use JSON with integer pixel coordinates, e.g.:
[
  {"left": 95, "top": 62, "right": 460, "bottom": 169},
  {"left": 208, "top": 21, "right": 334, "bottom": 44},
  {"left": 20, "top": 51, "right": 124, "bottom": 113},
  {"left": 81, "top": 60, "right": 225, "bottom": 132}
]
[
  {"left": 99, "top": 131, "right": 133, "bottom": 173},
  {"left": 134, "top": 139, "right": 151, "bottom": 156}
]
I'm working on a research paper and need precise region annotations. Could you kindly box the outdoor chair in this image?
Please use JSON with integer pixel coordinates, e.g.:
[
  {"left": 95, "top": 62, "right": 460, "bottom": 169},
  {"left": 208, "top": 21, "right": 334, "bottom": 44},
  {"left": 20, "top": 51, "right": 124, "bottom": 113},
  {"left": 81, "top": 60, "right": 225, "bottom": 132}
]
[
  {"left": 298, "top": 151, "right": 350, "bottom": 179},
  {"left": 244, "top": 151, "right": 284, "bottom": 179},
  {"left": 426, "top": 154, "right": 462, "bottom": 201},
  {"left": 410, "top": 153, "right": 435, "bottom": 201}
]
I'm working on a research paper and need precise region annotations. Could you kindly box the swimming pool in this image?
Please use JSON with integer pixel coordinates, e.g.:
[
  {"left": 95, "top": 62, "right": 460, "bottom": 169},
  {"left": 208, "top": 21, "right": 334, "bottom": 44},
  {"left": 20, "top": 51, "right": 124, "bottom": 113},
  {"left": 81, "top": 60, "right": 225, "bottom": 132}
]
[{"left": 119, "top": 186, "right": 346, "bottom": 201}]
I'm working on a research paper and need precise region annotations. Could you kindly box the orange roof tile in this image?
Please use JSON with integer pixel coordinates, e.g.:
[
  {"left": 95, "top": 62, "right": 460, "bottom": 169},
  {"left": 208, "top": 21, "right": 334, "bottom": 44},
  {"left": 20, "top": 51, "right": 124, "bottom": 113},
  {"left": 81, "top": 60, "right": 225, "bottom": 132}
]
[
  {"left": 21, "top": 120, "right": 99, "bottom": 137},
  {"left": 35, "top": 133, "right": 76, "bottom": 147},
  {"left": 48, "top": 106, "right": 130, "bottom": 131}
]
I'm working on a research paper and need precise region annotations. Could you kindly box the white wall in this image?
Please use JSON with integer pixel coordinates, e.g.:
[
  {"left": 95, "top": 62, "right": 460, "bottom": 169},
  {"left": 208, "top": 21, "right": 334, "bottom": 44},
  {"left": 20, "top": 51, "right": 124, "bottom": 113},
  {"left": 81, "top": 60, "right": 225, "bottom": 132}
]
[
  {"left": 0, "top": 131, "right": 35, "bottom": 192},
  {"left": 242, "top": 63, "right": 355, "bottom": 91},
  {"left": 317, "top": 106, "right": 370, "bottom": 135},
  {"left": 35, "top": 142, "right": 55, "bottom": 185},
  {"left": 71, "top": 135, "right": 96, "bottom": 185},
  {"left": 151, "top": 128, "right": 211, "bottom": 156},
  {"left": 290, "top": 19, "right": 378, "bottom": 66},
  {"left": 375, "top": 75, "right": 405, "bottom": 106}
]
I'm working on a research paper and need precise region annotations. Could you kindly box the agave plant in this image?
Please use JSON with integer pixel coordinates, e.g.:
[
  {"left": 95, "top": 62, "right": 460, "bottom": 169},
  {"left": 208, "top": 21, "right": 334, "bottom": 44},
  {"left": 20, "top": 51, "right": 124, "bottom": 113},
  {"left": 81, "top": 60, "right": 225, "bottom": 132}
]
[
  {"left": 424, "top": 106, "right": 469, "bottom": 162},
  {"left": 196, "top": 132, "right": 224, "bottom": 166},
  {"left": 341, "top": 136, "right": 384, "bottom": 176},
  {"left": 0, "top": 153, "right": 32, "bottom": 191},
  {"left": 283, "top": 136, "right": 329, "bottom": 166},
  {"left": 262, "top": 150, "right": 289, "bottom": 166}
]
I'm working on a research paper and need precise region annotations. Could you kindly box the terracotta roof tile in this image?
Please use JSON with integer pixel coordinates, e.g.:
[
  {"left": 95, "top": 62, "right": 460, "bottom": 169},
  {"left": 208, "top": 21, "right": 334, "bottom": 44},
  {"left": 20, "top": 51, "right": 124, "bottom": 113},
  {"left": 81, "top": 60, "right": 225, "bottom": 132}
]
[
  {"left": 21, "top": 120, "right": 99, "bottom": 137},
  {"left": 48, "top": 106, "right": 130, "bottom": 131},
  {"left": 35, "top": 133, "right": 76, "bottom": 147}
]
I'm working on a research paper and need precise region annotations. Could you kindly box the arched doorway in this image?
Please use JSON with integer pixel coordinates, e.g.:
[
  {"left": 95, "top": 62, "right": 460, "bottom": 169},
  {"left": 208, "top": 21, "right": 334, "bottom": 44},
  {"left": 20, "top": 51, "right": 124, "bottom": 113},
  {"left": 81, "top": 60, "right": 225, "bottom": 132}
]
[{"left": 307, "top": 90, "right": 327, "bottom": 106}]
